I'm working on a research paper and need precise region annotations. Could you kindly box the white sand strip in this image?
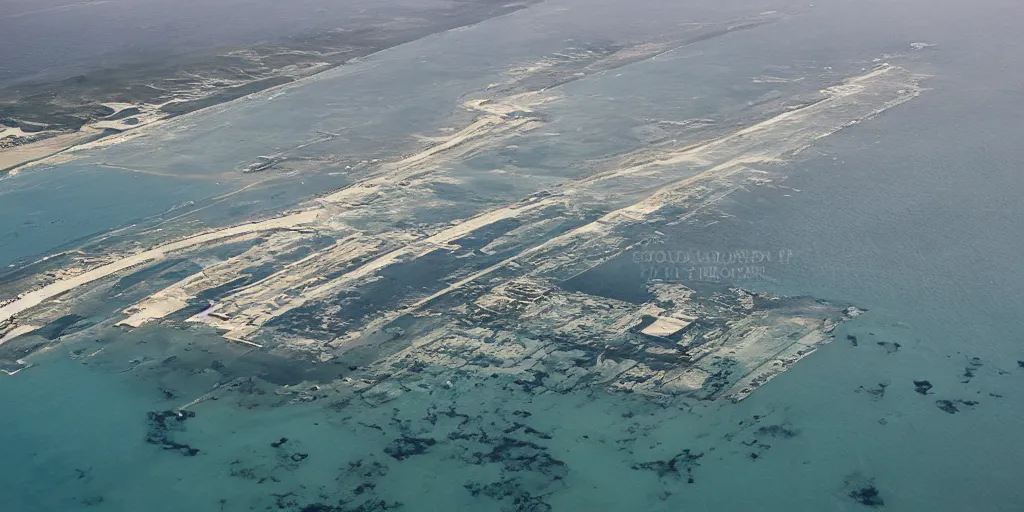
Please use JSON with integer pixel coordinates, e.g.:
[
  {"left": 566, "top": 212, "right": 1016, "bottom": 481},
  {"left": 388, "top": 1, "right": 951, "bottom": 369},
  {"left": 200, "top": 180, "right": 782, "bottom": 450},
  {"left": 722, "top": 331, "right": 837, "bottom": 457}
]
[{"left": 0, "top": 210, "right": 320, "bottom": 323}]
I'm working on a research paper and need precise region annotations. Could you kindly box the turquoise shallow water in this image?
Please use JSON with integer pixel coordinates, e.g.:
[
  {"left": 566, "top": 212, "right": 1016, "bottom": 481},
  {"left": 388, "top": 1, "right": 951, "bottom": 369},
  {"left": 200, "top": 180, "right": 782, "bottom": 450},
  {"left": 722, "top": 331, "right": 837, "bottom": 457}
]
[
  {"left": 0, "top": 164, "right": 233, "bottom": 267},
  {"left": 3, "top": 0, "right": 1024, "bottom": 510}
]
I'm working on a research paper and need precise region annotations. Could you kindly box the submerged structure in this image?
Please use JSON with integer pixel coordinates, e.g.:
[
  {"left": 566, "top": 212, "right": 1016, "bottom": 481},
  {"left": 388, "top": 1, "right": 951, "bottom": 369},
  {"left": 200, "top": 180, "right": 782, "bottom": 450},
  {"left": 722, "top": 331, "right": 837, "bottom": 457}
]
[{"left": 0, "top": 36, "right": 914, "bottom": 405}]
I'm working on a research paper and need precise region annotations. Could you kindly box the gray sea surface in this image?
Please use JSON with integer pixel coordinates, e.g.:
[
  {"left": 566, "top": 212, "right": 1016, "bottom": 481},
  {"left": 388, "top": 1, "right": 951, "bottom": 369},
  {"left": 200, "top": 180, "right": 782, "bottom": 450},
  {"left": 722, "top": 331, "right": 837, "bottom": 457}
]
[{"left": 0, "top": 0, "right": 449, "bottom": 86}]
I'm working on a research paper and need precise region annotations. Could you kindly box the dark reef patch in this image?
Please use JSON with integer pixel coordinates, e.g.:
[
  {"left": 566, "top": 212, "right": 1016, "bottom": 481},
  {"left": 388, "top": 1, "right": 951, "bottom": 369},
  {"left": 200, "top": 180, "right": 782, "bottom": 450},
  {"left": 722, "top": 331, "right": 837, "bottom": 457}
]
[
  {"left": 935, "top": 399, "right": 979, "bottom": 414},
  {"left": 877, "top": 341, "right": 901, "bottom": 354},
  {"left": 383, "top": 437, "right": 437, "bottom": 461},
  {"left": 631, "top": 449, "right": 704, "bottom": 483},
  {"left": 512, "top": 370, "right": 549, "bottom": 393},
  {"left": 145, "top": 410, "right": 200, "bottom": 456},
  {"left": 465, "top": 477, "right": 552, "bottom": 512},
  {"left": 857, "top": 382, "right": 888, "bottom": 400},
  {"left": 471, "top": 437, "right": 567, "bottom": 478},
  {"left": 843, "top": 473, "right": 885, "bottom": 508},
  {"left": 756, "top": 424, "right": 800, "bottom": 438},
  {"left": 849, "top": 485, "right": 885, "bottom": 507}
]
